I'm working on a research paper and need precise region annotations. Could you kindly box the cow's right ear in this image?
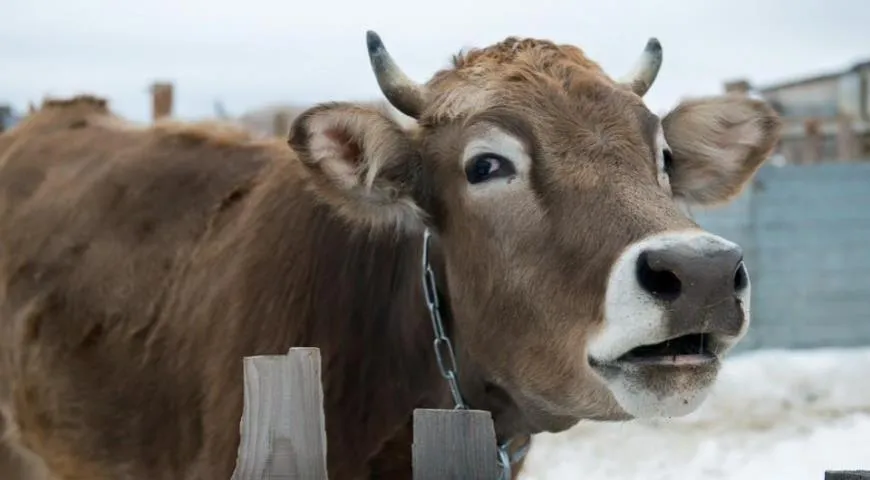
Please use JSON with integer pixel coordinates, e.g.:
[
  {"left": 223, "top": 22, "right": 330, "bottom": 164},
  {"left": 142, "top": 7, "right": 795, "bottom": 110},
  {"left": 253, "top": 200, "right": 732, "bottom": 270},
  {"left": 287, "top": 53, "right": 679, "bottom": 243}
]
[{"left": 288, "top": 102, "right": 425, "bottom": 231}]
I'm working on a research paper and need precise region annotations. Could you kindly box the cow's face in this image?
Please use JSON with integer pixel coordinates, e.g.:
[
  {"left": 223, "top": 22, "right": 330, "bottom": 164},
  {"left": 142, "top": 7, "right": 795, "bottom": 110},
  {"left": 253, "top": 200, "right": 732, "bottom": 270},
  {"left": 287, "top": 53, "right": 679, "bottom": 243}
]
[{"left": 288, "top": 32, "right": 781, "bottom": 435}]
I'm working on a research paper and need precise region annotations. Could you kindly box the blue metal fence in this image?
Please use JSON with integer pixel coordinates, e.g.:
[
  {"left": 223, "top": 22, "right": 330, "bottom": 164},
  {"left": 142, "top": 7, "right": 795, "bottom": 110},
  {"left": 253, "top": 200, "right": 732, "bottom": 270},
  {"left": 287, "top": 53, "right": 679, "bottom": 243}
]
[{"left": 692, "top": 162, "right": 870, "bottom": 352}]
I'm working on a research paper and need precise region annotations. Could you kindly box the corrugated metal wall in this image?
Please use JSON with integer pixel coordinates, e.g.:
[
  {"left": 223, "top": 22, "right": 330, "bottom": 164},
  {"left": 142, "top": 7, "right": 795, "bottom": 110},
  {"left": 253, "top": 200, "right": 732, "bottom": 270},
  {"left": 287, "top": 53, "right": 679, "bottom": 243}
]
[{"left": 692, "top": 162, "right": 870, "bottom": 353}]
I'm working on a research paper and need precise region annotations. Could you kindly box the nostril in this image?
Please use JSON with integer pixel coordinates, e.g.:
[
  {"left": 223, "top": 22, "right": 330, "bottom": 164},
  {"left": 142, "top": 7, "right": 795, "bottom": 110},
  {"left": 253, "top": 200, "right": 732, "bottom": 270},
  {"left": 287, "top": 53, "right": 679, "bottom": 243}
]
[
  {"left": 733, "top": 261, "right": 749, "bottom": 292},
  {"left": 636, "top": 251, "right": 682, "bottom": 301}
]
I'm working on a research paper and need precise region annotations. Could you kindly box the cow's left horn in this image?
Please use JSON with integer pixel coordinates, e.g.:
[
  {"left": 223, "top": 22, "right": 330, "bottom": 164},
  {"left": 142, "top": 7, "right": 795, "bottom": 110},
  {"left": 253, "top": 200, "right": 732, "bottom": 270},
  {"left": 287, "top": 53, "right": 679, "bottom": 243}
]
[
  {"left": 618, "top": 37, "right": 663, "bottom": 97},
  {"left": 366, "top": 30, "right": 428, "bottom": 119}
]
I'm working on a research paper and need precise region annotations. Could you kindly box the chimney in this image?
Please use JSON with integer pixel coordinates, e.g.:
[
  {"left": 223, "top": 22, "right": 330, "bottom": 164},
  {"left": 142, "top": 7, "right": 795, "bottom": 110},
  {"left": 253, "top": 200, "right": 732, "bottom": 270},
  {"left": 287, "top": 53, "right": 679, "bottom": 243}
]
[
  {"left": 272, "top": 111, "right": 290, "bottom": 138},
  {"left": 723, "top": 79, "right": 752, "bottom": 95},
  {"left": 149, "top": 82, "right": 174, "bottom": 122}
]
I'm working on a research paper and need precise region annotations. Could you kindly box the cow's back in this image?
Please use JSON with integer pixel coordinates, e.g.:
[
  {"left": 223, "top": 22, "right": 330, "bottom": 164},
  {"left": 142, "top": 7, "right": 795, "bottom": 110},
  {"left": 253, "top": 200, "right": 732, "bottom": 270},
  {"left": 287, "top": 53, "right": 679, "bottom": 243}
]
[{"left": 0, "top": 112, "right": 278, "bottom": 478}]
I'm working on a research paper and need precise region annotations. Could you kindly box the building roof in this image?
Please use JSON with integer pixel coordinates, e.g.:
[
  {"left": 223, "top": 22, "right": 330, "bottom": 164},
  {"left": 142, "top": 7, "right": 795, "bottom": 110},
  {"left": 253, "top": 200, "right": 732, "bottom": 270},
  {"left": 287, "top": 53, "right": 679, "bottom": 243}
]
[{"left": 758, "top": 57, "right": 870, "bottom": 93}]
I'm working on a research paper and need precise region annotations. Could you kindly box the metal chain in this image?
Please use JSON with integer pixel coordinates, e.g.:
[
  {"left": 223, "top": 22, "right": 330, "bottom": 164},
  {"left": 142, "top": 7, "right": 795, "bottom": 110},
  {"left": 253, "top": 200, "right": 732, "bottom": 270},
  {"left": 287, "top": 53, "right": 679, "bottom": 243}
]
[
  {"left": 420, "top": 228, "right": 529, "bottom": 480},
  {"left": 421, "top": 228, "right": 466, "bottom": 410}
]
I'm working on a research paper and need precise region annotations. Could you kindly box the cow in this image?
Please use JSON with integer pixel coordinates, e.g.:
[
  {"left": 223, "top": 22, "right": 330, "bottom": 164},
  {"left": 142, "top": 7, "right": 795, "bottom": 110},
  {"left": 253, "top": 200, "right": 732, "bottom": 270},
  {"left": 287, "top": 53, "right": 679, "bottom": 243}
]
[{"left": 0, "top": 30, "right": 781, "bottom": 480}]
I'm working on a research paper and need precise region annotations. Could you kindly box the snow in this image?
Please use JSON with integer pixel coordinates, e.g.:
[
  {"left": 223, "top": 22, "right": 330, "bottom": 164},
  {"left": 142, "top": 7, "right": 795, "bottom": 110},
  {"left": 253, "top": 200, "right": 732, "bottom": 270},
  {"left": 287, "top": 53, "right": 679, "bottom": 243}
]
[{"left": 521, "top": 347, "right": 870, "bottom": 480}]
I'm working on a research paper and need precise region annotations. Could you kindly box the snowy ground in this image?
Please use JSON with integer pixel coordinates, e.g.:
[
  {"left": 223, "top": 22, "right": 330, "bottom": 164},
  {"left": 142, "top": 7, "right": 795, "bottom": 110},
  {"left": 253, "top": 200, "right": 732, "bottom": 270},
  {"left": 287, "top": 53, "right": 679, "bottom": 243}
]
[{"left": 521, "top": 347, "right": 870, "bottom": 480}]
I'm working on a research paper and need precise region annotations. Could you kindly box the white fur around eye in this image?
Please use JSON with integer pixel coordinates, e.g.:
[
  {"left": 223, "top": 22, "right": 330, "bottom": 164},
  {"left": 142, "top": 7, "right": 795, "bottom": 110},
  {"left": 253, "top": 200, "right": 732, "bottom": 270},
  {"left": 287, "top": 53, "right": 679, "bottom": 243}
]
[
  {"left": 654, "top": 124, "right": 672, "bottom": 191},
  {"left": 462, "top": 126, "right": 531, "bottom": 195}
]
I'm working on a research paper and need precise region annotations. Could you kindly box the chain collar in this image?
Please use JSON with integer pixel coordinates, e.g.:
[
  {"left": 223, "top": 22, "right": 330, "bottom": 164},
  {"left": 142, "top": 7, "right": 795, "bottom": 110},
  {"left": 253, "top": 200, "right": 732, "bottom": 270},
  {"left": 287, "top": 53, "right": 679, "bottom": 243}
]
[{"left": 420, "top": 228, "right": 531, "bottom": 480}]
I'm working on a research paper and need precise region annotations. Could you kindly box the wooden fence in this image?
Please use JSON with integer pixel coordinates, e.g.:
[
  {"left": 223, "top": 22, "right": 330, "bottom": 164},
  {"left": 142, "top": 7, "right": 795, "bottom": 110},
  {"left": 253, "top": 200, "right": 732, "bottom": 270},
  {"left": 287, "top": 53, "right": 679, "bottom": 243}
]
[{"left": 230, "top": 348, "right": 870, "bottom": 480}]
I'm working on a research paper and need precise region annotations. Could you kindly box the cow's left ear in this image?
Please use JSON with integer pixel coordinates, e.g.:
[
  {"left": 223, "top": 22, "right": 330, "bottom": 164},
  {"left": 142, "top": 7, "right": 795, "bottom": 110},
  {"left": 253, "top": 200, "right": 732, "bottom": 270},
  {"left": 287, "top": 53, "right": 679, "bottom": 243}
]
[
  {"left": 661, "top": 94, "right": 782, "bottom": 206},
  {"left": 288, "top": 102, "right": 425, "bottom": 231}
]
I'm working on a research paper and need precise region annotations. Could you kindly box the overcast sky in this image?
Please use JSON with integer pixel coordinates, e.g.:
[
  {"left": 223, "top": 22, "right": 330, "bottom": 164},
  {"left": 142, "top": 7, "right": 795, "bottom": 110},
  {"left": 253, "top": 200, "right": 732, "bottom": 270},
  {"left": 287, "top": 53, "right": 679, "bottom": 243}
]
[{"left": 3, "top": 0, "right": 869, "bottom": 122}]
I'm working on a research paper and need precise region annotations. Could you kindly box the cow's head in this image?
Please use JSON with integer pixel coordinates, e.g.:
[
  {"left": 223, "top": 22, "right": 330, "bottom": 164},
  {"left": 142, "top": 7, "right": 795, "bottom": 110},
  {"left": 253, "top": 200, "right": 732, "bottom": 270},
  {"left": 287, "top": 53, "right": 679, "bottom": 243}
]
[{"left": 288, "top": 32, "right": 781, "bottom": 435}]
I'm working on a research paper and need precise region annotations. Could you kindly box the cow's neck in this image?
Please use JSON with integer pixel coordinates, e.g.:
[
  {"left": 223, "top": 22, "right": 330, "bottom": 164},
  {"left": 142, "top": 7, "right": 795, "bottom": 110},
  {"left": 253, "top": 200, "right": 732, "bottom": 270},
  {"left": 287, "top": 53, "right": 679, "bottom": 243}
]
[
  {"left": 420, "top": 230, "right": 533, "bottom": 472},
  {"left": 207, "top": 170, "right": 447, "bottom": 477},
  {"left": 240, "top": 167, "right": 530, "bottom": 473}
]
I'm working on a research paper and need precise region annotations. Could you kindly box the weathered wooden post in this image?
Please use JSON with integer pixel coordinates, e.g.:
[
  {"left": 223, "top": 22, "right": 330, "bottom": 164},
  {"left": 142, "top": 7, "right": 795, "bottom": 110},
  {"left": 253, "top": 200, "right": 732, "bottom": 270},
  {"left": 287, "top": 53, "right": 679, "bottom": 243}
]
[
  {"left": 412, "top": 409, "right": 500, "bottom": 480},
  {"left": 825, "top": 471, "right": 870, "bottom": 479},
  {"left": 232, "top": 347, "right": 328, "bottom": 480}
]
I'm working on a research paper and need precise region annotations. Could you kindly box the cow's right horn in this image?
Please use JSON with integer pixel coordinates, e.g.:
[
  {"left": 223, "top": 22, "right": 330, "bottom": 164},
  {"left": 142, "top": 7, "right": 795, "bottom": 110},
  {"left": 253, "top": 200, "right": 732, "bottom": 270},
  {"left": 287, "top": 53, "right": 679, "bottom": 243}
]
[{"left": 366, "top": 30, "right": 428, "bottom": 119}]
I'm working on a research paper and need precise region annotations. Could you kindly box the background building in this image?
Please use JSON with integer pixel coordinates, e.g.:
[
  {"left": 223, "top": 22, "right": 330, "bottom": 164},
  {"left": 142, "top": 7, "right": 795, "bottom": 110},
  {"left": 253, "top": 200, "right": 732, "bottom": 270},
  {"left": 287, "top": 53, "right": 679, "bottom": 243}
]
[{"left": 724, "top": 58, "right": 870, "bottom": 165}]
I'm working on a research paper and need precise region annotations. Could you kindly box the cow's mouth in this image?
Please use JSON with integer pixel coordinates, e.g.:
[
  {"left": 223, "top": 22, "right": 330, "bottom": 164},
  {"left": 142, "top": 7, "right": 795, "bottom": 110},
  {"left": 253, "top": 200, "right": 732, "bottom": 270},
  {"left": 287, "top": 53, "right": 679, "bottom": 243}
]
[{"left": 616, "top": 333, "right": 715, "bottom": 366}]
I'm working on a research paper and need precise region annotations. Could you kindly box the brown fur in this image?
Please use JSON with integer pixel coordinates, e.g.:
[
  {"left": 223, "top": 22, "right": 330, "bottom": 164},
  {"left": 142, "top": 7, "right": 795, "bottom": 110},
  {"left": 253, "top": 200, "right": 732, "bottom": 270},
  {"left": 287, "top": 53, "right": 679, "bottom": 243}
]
[
  {"left": 0, "top": 33, "right": 780, "bottom": 480},
  {"left": 0, "top": 95, "right": 460, "bottom": 480}
]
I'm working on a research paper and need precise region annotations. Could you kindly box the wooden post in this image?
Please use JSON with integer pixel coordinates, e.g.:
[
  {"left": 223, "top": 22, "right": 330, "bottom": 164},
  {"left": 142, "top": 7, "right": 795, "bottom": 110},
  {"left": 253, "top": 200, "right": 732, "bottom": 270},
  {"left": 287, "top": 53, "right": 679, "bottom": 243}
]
[
  {"left": 836, "top": 114, "right": 857, "bottom": 161},
  {"left": 826, "top": 472, "right": 870, "bottom": 479},
  {"left": 232, "top": 348, "right": 328, "bottom": 480},
  {"left": 412, "top": 409, "right": 500, "bottom": 480},
  {"left": 803, "top": 118, "right": 822, "bottom": 164}
]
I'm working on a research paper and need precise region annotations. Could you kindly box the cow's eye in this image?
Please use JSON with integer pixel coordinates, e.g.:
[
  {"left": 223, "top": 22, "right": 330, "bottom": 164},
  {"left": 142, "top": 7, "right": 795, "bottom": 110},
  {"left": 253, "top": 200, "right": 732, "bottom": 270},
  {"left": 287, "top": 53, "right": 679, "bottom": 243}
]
[{"left": 466, "top": 153, "right": 516, "bottom": 184}]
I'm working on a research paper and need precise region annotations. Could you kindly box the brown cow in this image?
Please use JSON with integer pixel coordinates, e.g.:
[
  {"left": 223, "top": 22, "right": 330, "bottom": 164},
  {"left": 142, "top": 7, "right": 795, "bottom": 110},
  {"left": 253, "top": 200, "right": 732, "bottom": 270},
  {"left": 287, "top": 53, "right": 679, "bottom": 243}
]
[{"left": 0, "top": 30, "right": 780, "bottom": 480}]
